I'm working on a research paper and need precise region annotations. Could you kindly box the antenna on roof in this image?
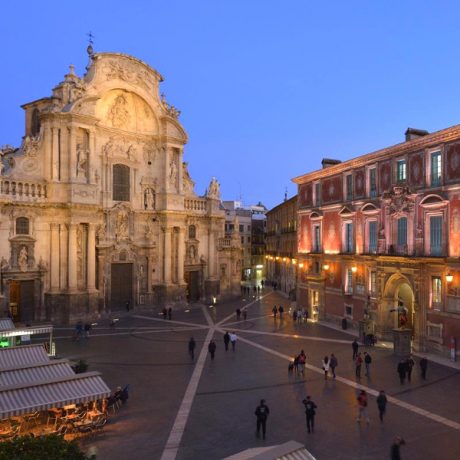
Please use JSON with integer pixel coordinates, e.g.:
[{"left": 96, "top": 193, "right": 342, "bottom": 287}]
[{"left": 284, "top": 187, "right": 288, "bottom": 202}]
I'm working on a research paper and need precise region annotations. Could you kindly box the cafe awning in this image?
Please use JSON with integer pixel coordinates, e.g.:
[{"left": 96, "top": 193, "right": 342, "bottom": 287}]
[
  {"left": 0, "top": 360, "right": 74, "bottom": 386},
  {"left": 0, "top": 344, "right": 49, "bottom": 369},
  {"left": 0, "top": 318, "right": 15, "bottom": 332},
  {"left": 0, "top": 324, "right": 53, "bottom": 338},
  {"left": 0, "top": 372, "right": 111, "bottom": 419}
]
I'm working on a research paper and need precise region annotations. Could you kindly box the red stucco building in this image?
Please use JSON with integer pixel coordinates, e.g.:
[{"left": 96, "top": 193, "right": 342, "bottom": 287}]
[{"left": 293, "top": 128, "right": 460, "bottom": 357}]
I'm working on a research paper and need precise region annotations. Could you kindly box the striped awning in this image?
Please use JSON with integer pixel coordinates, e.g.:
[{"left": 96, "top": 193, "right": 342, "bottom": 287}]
[
  {"left": 0, "top": 372, "right": 111, "bottom": 419},
  {"left": 0, "top": 318, "right": 15, "bottom": 332},
  {"left": 0, "top": 325, "right": 53, "bottom": 338},
  {"left": 0, "top": 344, "right": 49, "bottom": 369},
  {"left": 0, "top": 360, "right": 74, "bottom": 386}
]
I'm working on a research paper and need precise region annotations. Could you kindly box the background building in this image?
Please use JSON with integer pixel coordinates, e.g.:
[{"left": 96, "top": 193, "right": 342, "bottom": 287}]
[
  {"left": 0, "top": 51, "right": 242, "bottom": 323},
  {"left": 294, "top": 130, "right": 460, "bottom": 357},
  {"left": 222, "top": 200, "right": 267, "bottom": 284},
  {"left": 265, "top": 195, "right": 298, "bottom": 298}
]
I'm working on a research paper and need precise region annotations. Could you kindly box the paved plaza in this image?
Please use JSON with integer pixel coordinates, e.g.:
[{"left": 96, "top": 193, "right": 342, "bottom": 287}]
[{"left": 53, "top": 291, "right": 460, "bottom": 459}]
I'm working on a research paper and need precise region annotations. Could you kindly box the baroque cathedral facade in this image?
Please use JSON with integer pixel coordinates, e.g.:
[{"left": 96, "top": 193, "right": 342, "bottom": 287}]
[{"left": 0, "top": 51, "right": 242, "bottom": 323}]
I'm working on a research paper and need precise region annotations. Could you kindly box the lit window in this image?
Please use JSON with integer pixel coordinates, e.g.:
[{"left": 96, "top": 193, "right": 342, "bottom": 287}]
[
  {"left": 397, "top": 217, "right": 407, "bottom": 246},
  {"left": 313, "top": 224, "right": 321, "bottom": 252},
  {"left": 431, "top": 276, "right": 442, "bottom": 306},
  {"left": 431, "top": 152, "right": 442, "bottom": 187},
  {"left": 397, "top": 160, "right": 406, "bottom": 182},
  {"left": 16, "top": 217, "right": 30, "bottom": 235},
  {"left": 344, "top": 222, "right": 353, "bottom": 253},
  {"left": 368, "top": 221, "right": 377, "bottom": 253},
  {"left": 430, "top": 216, "right": 443, "bottom": 256},
  {"left": 369, "top": 168, "right": 377, "bottom": 198},
  {"left": 113, "top": 164, "right": 130, "bottom": 201},
  {"left": 369, "top": 271, "right": 377, "bottom": 296},
  {"left": 346, "top": 175, "right": 353, "bottom": 200}
]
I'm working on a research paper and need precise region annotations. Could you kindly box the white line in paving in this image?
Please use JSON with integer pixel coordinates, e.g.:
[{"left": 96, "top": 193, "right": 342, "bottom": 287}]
[
  {"left": 227, "top": 331, "right": 460, "bottom": 432},
  {"left": 216, "top": 293, "right": 271, "bottom": 327},
  {"left": 231, "top": 327, "right": 352, "bottom": 345},
  {"left": 132, "top": 314, "right": 207, "bottom": 329},
  {"left": 160, "top": 306, "right": 215, "bottom": 460},
  {"left": 222, "top": 314, "right": 271, "bottom": 327}
]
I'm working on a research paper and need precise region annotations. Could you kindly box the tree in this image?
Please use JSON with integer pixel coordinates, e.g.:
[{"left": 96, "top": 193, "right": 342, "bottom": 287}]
[{"left": 0, "top": 434, "right": 95, "bottom": 460}]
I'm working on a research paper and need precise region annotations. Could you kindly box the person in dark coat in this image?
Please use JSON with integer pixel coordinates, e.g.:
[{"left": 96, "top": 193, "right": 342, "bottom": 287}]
[
  {"left": 208, "top": 340, "right": 216, "bottom": 360},
  {"left": 419, "top": 357, "right": 428, "bottom": 380},
  {"left": 223, "top": 331, "right": 230, "bottom": 351},
  {"left": 125, "top": 301, "right": 130, "bottom": 312},
  {"left": 236, "top": 308, "right": 241, "bottom": 320},
  {"left": 397, "top": 359, "right": 407, "bottom": 384},
  {"left": 254, "top": 399, "right": 270, "bottom": 439},
  {"left": 302, "top": 396, "right": 317, "bottom": 433},
  {"left": 188, "top": 337, "right": 196, "bottom": 360},
  {"left": 352, "top": 339, "right": 359, "bottom": 360},
  {"left": 329, "top": 353, "right": 338, "bottom": 379},
  {"left": 376, "top": 390, "right": 387, "bottom": 422},
  {"left": 390, "top": 436, "right": 405, "bottom": 460},
  {"left": 168, "top": 307, "right": 172, "bottom": 320},
  {"left": 162, "top": 307, "right": 167, "bottom": 320},
  {"left": 406, "top": 355, "right": 415, "bottom": 382},
  {"left": 272, "top": 306, "right": 278, "bottom": 318},
  {"left": 278, "top": 305, "right": 284, "bottom": 318}
]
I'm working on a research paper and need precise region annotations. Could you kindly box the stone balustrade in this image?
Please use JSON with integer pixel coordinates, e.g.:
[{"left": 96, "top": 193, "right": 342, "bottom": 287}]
[
  {"left": 184, "top": 198, "right": 206, "bottom": 212},
  {"left": 0, "top": 180, "right": 47, "bottom": 201},
  {"left": 218, "top": 237, "right": 232, "bottom": 249}
]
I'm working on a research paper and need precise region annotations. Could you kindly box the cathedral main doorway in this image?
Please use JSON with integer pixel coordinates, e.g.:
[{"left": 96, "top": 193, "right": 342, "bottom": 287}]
[
  {"left": 185, "top": 270, "right": 201, "bottom": 302},
  {"left": 110, "top": 263, "right": 133, "bottom": 310},
  {"left": 9, "top": 280, "right": 35, "bottom": 322}
]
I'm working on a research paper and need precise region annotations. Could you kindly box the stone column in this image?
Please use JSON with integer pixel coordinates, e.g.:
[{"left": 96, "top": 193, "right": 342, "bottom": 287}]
[
  {"left": 163, "top": 227, "right": 172, "bottom": 284},
  {"left": 69, "top": 126, "right": 76, "bottom": 181},
  {"left": 60, "top": 224, "right": 68, "bottom": 289},
  {"left": 177, "top": 227, "right": 185, "bottom": 284},
  {"left": 87, "top": 224, "right": 96, "bottom": 290},
  {"left": 68, "top": 224, "right": 78, "bottom": 291},
  {"left": 50, "top": 223, "right": 60, "bottom": 291},
  {"left": 178, "top": 149, "right": 183, "bottom": 193},
  {"left": 208, "top": 228, "right": 216, "bottom": 279},
  {"left": 52, "top": 127, "right": 59, "bottom": 180}
]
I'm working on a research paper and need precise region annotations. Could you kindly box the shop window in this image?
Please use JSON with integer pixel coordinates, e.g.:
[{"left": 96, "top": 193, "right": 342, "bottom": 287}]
[
  {"left": 16, "top": 217, "right": 30, "bottom": 235},
  {"left": 113, "top": 164, "right": 130, "bottom": 201}
]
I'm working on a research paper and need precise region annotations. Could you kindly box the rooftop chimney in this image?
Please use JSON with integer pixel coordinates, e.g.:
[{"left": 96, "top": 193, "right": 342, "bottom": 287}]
[
  {"left": 321, "top": 158, "right": 342, "bottom": 169},
  {"left": 405, "top": 128, "right": 429, "bottom": 142}
]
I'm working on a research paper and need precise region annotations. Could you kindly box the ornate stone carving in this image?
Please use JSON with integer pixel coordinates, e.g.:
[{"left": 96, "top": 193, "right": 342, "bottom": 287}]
[
  {"left": 76, "top": 143, "right": 89, "bottom": 178},
  {"left": 22, "top": 136, "right": 40, "bottom": 157},
  {"left": 206, "top": 177, "right": 220, "bottom": 199},
  {"left": 116, "top": 208, "right": 129, "bottom": 242},
  {"left": 182, "top": 162, "right": 195, "bottom": 195},
  {"left": 145, "top": 218, "right": 155, "bottom": 240},
  {"left": 102, "top": 60, "right": 154, "bottom": 92},
  {"left": 144, "top": 188, "right": 155, "bottom": 210},
  {"left": 161, "top": 93, "right": 181, "bottom": 118},
  {"left": 18, "top": 245, "right": 28, "bottom": 272},
  {"left": 169, "top": 158, "right": 178, "bottom": 188},
  {"left": 383, "top": 186, "right": 414, "bottom": 215},
  {"left": 97, "top": 222, "right": 106, "bottom": 241},
  {"left": 0, "top": 256, "right": 9, "bottom": 271},
  {"left": 102, "top": 137, "right": 139, "bottom": 161},
  {"left": 108, "top": 95, "right": 130, "bottom": 128}
]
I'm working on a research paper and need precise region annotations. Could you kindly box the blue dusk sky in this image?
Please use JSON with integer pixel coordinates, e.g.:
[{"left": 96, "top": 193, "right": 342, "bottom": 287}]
[{"left": 2, "top": 1, "right": 460, "bottom": 209}]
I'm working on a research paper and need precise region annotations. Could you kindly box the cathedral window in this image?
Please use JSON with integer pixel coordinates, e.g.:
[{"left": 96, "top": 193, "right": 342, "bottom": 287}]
[
  {"left": 31, "top": 108, "right": 41, "bottom": 137},
  {"left": 16, "top": 217, "right": 30, "bottom": 235},
  {"left": 113, "top": 164, "right": 130, "bottom": 202},
  {"left": 188, "top": 225, "right": 196, "bottom": 239}
]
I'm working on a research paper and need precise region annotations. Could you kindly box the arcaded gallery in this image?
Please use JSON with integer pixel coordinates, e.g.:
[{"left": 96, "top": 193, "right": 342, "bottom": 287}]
[{"left": 294, "top": 128, "right": 460, "bottom": 357}]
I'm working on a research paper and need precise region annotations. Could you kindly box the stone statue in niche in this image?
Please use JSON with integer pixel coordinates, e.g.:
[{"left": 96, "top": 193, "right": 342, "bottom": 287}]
[
  {"left": 0, "top": 256, "right": 9, "bottom": 271},
  {"left": 144, "top": 188, "right": 155, "bottom": 210},
  {"left": 169, "top": 158, "right": 178, "bottom": 186},
  {"left": 109, "top": 95, "right": 130, "bottom": 128},
  {"left": 76, "top": 143, "right": 89, "bottom": 178},
  {"left": 97, "top": 222, "right": 106, "bottom": 241},
  {"left": 189, "top": 245, "right": 196, "bottom": 261},
  {"left": 145, "top": 219, "right": 155, "bottom": 240},
  {"left": 18, "top": 246, "right": 28, "bottom": 272},
  {"left": 116, "top": 209, "right": 129, "bottom": 241},
  {"left": 206, "top": 177, "right": 220, "bottom": 199},
  {"left": 38, "top": 257, "right": 47, "bottom": 271}
]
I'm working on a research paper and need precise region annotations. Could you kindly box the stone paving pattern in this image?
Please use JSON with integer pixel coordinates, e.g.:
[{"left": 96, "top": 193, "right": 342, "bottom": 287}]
[{"left": 53, "top": 291, "right": 460, "bottom": 459}]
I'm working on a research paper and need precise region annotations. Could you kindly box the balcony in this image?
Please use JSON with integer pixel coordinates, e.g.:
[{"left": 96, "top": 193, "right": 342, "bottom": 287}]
[
  {"left": 184, "top": 198, "right": 206, "bottom": 212},
  {"left": 0, "top": 180, "right": 47, "bottom": 202}
]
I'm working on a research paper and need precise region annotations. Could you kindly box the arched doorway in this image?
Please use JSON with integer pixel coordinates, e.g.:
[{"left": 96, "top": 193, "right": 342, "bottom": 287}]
[{"left": 381, "top": 274, "right": 415, "bottom": 334}]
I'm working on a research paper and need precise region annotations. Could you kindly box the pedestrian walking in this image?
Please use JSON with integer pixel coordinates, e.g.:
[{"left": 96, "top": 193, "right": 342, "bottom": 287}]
[
  {"left": 419, "top": 356, "right": 428, "bottom": 380},
  {"left": 162, "top": 307, "right": 167, "bottom": 320},
  {"left": 376, "top": 390, "right": 387, "bottom": 423},
  {"left": 272, "top": 306, "right": 278, "bottom": 318},
  {"left": 188, "top": 337, "right": 196, "bottom": 360},
  {"left": 329, "top": 353, "right": 338, "bottom": 379},
  {"left": 243, "top": 309, "right": 247, "bottom": 320},
  {"left": 230, "top": 332, "right": 237, "bottom": 351},
  {"left": 364, "top": 352, "right": 372, "bottom": 377},
  {"left": 279, "top": 305, "right": 284, "bottom": 318},
  {"left": 406, "top": 355, "right": 415, "bottom": 382},
  {"left": 208, "top": 340, "right": 216, "bottom": 360},
  {"left": 297, "top": 308, "right": 302, "bottom": 324},
  {"left": 73, "top": 321, "right": 83, "bottom": 341},
  {"left": 390, "top": 436, "right": 405, "bottom": 460},
  {"left": 352, "top": 339, "right": 359, "bottom": 360},
  {"left": 168, "top": 307, "right": 172, "bottom": 320},
  {"left": 322, "top": 356, "right": 330, "bottom": 380},
  {"left": 355, "top": 352, "right": 363, "bottom": 379},
  {"left": 293, "top": 355, "right": 299, "bottom": 375},
  {"left": 397, "top": 359, "right": 407, "bottom": 384},
  {"left": 356, "top": 390, "right": 369, "bottom": 424},
  {"left": 302, "top": 396, "right": 317, "bottom": 433},
  {"left": 255, "top": 399, "right": 270, "bottom": 439},
  {"left": 298, "top": 350, "right": 306, "bottom": 376},
  {"left": 84, "top": 323, "right": 91, "bottom": 338},
  {"left": 293, "top": 310, "right": 297, "bottom": 322},
  {"left": 223, "top": 331, "right": 230, "bottom": 351},
  {"left": 236, "top": 308, "right": 241, "bottom": 320},
  {"left": 125, "top": 301, "right": 130, "bottom": 312}
]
